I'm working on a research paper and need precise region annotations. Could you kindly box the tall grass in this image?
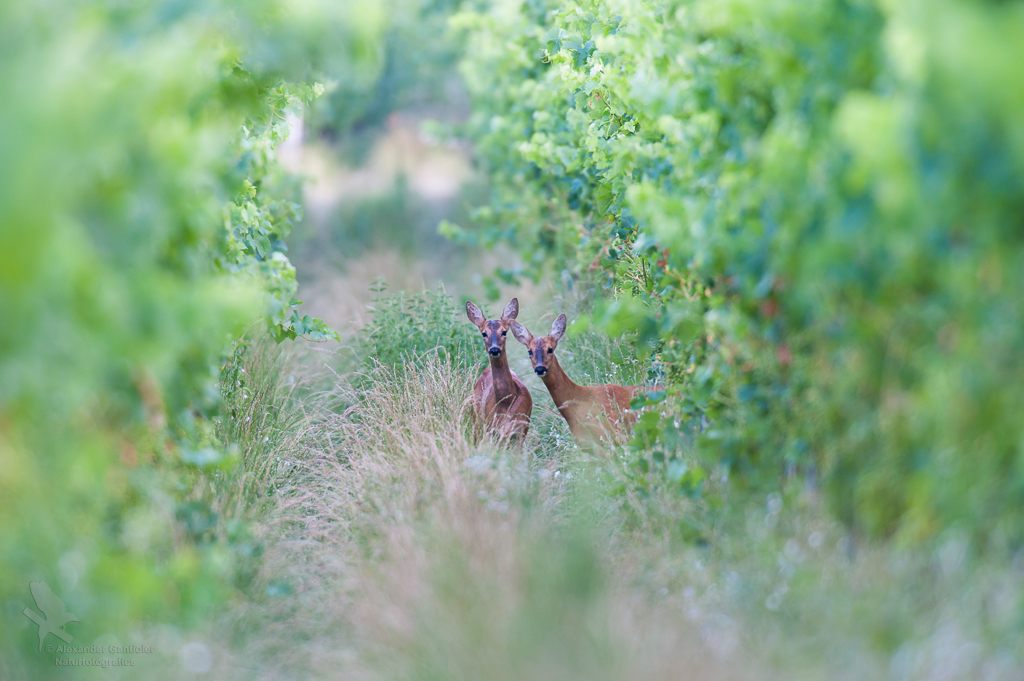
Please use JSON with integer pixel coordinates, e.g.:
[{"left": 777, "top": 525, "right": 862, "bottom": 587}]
[
  {"left": 170, "top": 296, "right": 1024, "bottom": 681},
  {"left": 182, "top": 344, "right": 752, "bottom": 681}
]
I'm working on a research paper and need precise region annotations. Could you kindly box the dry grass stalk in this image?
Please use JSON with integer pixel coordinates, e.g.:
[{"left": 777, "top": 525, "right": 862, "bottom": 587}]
[{"left": 192, "top": 353, "right": 756, "bottom": 681}]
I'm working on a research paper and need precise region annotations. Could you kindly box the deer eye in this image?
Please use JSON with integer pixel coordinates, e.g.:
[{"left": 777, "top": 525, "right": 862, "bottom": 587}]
[
  {"left": 501, "top": 330, "right": 507, "bottom": 336},
  {"left": 528, "top": 350, "right": 533, "bottom": 355},
  {"left": 482, "top": 332, "right": 487, "bottom": 337},
  {"left": 547, "top": 348, "right": 553, "bottom": 354}
]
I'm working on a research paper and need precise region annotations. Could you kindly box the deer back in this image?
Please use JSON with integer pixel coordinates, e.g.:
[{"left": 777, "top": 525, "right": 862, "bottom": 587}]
[{"left": 557, "top": 383, "right": 639, "bottom": 447}]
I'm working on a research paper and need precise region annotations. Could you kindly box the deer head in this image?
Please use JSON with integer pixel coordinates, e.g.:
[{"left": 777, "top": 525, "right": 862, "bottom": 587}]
[
  {"left": 466, "top": 297, "right": 519, "bottom": 358},
  {"left": 510, "top": 314, "right": 566, "bottom": 376}
]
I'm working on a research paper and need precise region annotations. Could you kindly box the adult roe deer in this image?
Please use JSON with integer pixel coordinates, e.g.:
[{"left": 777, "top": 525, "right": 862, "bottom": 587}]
[
  {"left": 510, "top": 314, "right": 641, "bottom": 448},
  {"left": 466, "top": 297, "right": 533, "bottom": 440}
]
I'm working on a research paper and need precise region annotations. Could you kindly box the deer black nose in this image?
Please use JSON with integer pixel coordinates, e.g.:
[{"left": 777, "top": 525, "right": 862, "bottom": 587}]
[
  {"left": 489, "top": 348, "right": 501, "bottom": 356},
  {"left": 534, "top": 366, "right": 547, "bottom": 376}
]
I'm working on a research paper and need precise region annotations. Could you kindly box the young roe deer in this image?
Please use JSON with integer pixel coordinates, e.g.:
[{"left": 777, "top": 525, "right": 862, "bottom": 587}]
[
  {"left": 466, "top": 297, "right": 533, "bottom": 440},
  {"left": 510, "top": 314, "right": 641, "bottom": 448}
]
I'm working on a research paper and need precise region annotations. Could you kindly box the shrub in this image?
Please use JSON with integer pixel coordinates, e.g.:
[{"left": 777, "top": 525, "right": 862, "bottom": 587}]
[
  {"left": 0, "top": 1, "right": 381, "bottom": 675},
  {"left": 359, "top": 282, "right": 482, "bottom": 376},
  {"left": 451, "top": 0, "right": 1024, "bottom": 550}
]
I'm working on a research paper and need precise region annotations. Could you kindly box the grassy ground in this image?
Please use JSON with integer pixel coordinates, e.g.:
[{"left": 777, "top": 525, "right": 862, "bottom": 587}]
[
  {"left": 157, "top": 296, "right": 1024, "bottom": 681},
  {"left": 173, "top": 330, "right": 750, "bottom": 680}
]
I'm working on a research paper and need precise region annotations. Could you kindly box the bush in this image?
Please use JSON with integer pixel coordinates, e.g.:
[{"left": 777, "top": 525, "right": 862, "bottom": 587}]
[
  {"left": 359, "top": 282, "right": 482, "bottom": 376},
  {"left": 451, "top": 0, "right": 1024, "bottom": 550},
  {"left": 0, "top": 1, "right": 381, "bottom": 676}
]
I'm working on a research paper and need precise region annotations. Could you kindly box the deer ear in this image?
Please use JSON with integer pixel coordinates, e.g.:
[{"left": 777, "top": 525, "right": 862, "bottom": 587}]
[
  {"left": 466, "top": 300, "right": 486, "bottom": 327},
  {"left": 501, "top": 297, "right": 519, "bottom": 321},
  {"left": 509, "top": 321, "right": 532, "bottom": 346},
  {"left": 549, "top": 314, "right": 567, "bottom": 341}
]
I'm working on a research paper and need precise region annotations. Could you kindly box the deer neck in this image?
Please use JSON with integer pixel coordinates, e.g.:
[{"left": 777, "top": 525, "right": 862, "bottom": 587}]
[
  {"left": 540, "top": 356, "right": 584, "bottom": 410},
  {"left": 488, "top": 351, "right": 516, "bottom": 401}
]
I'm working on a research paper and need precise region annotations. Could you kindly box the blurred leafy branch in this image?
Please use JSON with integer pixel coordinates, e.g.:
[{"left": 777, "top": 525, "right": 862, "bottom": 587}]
[{"left": 0, "top": 0, "right": 382, "bottom": 672}]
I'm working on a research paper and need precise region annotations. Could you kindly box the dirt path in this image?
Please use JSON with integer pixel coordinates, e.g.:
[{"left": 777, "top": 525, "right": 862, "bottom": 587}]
[{"left": 280, "top": 113, "right": 545, "bottom": 337}]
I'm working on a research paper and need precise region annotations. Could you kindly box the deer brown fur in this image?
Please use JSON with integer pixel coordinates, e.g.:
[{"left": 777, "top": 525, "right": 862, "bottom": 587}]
[
  {"left": 510, "top": 315, "right": 640, "bottom": 448},
  {"left": 467, "top": 297, "right": 533, "bottom": 440}
]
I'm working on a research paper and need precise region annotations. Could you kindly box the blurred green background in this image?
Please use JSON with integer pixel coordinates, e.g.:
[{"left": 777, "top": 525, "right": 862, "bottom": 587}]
[{"left": 3, "top": 0, "right": 1024, "bottom": 679}]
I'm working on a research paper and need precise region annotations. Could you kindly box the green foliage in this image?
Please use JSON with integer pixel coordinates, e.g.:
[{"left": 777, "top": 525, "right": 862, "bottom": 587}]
[
  {"left": 225, "top": 81, "right": 339, "bottom": 343},
  {"left": 298, "top": 181, "right": 468, "bottom": 265},
  {"left": 359, "top": 281, "right": 481, "bottom": 376},
  {"left": 308, "top": 0, "right": 465, "bottom": 142},
  {"left": 0, "top": 0, "right": 381, "bottom": 675},
  {"left": 452, "top": 0, "right": 1024, "bottom": 550}
]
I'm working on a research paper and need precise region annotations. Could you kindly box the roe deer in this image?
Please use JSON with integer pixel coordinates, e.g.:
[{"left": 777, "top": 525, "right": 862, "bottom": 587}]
[
  {"left": 466, "top": 297, "right": 533, "bottom": 440},
  {"left": 511, "top": 314, "right": 641, "bottom": 448}
]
